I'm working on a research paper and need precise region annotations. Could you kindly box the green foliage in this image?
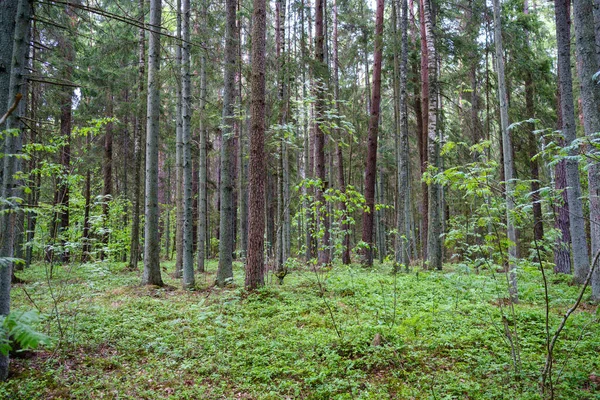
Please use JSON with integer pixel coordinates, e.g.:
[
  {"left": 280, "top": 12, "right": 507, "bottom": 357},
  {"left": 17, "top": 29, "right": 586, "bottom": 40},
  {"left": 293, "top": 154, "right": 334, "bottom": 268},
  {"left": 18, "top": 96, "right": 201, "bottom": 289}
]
[
  {"left": 3, "top": 261, "right": 598, "bottom": 399},
  {"left": 0, "top": 311, "right": 51, "bottom": 356}
]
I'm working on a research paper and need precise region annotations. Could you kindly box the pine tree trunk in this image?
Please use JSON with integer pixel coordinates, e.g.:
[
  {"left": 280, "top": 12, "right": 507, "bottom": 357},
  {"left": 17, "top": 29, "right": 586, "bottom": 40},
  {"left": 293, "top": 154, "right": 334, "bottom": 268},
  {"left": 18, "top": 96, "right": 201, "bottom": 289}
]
[
  {"left": 246, "top": 0, "right": 267, "bottom": 290},
  {"left": 418, "top": 0, "right": 429, "bottom": 261},
  {"left": 572, "top": 0, "right": 600, "bottom": 299},
  {"left": 494, "top": 0, "right": 518, "bottom": 302},
  {"left": 554, "top": 0, "right": 590, "bottom": 284},
  {"left": 361, "top": 0, "right": 384, "bottom": 267},
  {"left": 101, "top": 98, "right": 113, "bottom": 260},
  {"left": 142, "top": 0, "right": 164, "bottom": 286},
  {"left": 216, "top": 0, "right": 237, "bottom": 286}
]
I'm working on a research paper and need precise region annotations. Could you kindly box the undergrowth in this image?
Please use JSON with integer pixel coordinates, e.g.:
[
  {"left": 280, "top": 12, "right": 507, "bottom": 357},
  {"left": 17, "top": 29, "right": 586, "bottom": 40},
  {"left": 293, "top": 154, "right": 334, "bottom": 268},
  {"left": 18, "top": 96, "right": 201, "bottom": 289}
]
[{"left": 1, "top": 260, "right": 599, "bottom": 399}]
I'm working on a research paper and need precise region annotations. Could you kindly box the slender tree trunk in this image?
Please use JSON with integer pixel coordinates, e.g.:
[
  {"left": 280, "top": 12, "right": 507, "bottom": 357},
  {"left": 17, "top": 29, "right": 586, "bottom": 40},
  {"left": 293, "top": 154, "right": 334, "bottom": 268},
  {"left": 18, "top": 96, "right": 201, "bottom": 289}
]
[
  {"left": 360, "top": 0, "right": 384, "bottom": 266},
  {"left": 554, "top": 0, "right": 590, "bottom": 285},
  {"left": 572, "top": 0, "right": 600, "bottom": 299},
  {"left": 216, "top": 0, "right": 237, "bottom": 286},
  {"left": 174, "top": 0, "right": 184, "bottom": 277},
  {"left": 314, "top": 0, "right": 330, "bottom": 265},
  {"left": 423, "top": 0, "right": 441, "bottom": 271},
  {"left": 101, "top": 98, "right": 113, "bottom": 260},
  {"left": 246, "top": 0, "right": 267, "bottom": 290},
  {"left": 197, "top": 6, "right": 208, "bottom": 273},
  {"left": 0, "top": 0, "right": 31, "bottom": 380},
  {"left": 333, "top": 0, "right": 350, "bottom": 264},
  {"left": 142, "top": 0, "right": 164, "bottom": 286},
  {"left": 181, "top": 0, "right": 194, "bottom": 288},
  {"left": 129, "top": 0, "right": 145, "bottom": 270},
  {"left": 418, "top": 0, "right": 429, "bottom": 260},
  {"left": 395, "top": 0, "right": 410, "bottom": 269},
  {"left": 554, "top": 98, "right": 571, "bottom": 274},
  {"left": 493, "top": 0, "right": 518, "bottom": 302}
]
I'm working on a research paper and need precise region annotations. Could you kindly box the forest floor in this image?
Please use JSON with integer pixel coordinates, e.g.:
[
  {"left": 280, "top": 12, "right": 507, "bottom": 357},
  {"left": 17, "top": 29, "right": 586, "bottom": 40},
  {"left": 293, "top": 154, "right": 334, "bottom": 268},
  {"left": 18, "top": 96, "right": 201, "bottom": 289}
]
[{"left": 1, "top": 259, "right": 599, "bottom": 399}]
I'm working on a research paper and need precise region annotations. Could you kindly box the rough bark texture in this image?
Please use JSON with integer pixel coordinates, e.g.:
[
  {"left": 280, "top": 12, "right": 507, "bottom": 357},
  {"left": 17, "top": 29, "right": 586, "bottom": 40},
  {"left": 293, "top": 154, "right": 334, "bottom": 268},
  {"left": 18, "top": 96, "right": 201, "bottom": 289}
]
[
  {"left": 142, "top": 0, "right": 164, "bottom": 286},
  {"left": 572, "top": 0, "right": 600, "bottom": 299},
  {"left": 493, "top": 0, "right": 518, "bottom": 302},
  {"left": 246, "top": 0, "right": 267, "bottom": 290},
  {"left": 361, "top": 0, "right": 384, "bottom": 266},
  {"left": 128, "top": 0, "right": 145, "bottom": 270},
  {"left": 0, "top": 0, "right": 31, "bottom": 380},
  {"left": 418, "top": 0, "right": 429, "bottom": 260},
  {"left": 395, "top": 0, "right": 410, "bottom": 268},
  {"left": 424, "top": 0, "right": 441, "bottom": 271},
  {"left": 102, "top": 99, "right": 113, "bottom": 259},
  {"left": 554, "top": 0, "right": 590, "bottom": 284},
  {"left": 216, "top": 0, "right": 237, "bottom": 286},
  {"left": 314, "top": 0, "right": 330, "bottom": 266},
  {"left": 181, "top": 0, "right": 194, "bottom": 289},
  {"left": 174, "top": 0, "right": 183, "bottom": 278},
  {"left": 197, "top": 14, "right": 208, "bottom": 273}
]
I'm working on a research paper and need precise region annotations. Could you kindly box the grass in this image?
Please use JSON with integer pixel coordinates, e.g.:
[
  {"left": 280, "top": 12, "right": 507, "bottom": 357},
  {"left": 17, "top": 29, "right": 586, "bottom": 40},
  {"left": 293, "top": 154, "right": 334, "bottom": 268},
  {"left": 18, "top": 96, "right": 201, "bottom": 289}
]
[{"left": 1, "top": 259, "right": 599, "bottom": 399}]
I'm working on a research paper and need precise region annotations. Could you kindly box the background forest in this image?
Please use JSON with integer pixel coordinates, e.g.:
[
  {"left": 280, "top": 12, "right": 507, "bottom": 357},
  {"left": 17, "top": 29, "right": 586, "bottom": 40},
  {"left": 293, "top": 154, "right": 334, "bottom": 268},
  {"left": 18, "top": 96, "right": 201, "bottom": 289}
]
[{"left": 1, "top": 0, "right": 600, "bottom": 398}]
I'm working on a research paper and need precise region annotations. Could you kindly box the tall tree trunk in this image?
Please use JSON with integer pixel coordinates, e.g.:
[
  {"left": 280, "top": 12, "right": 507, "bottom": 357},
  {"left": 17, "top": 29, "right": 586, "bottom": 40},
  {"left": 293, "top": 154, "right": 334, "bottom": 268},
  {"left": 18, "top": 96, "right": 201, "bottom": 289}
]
[
  {"left": 0, "top": 0, "right": 31, "bottom": 380},
  {"left": 493, "top": 0, "right": 518, "bottom": 302},
  {"left": 394, "top": 0, "right": 410, "bottom": 269},
  {"left": 418, "top": 0, "right": 429, "bottom": 260},
  {"left": 333, "top": 0, "right": 350, "bottom": 265},
  {"left": 314, "top": 0, "right": 330, "bottom": 266},
  {"left": 424, "top": 0, "right": 441, "bottom": 271},
  {"left": 246, "top": 0, "right": 267, "bottom": 290},
  {"left": 129, "top": 0, "right": 145, "bottom": 270},
  {"left": 181, "top": 0, "right": 194, "bottom": 289},
  {"left": 572, "top": 0, "right": 600, "bottom": 299},
  {"left": 174, "top": 0, "right": 184, "bottom": 278},
  {"left": 360, "top": 0, "right": 384, "bottom": 266},
  {"left": 216, "top": 0, "right": 237, "bottom": 286},
  {"left": 523, "top": 0, "right": 543, "bottom": 243},
  {"left": 101, "top": 98, "right": 113, "bottom": 260},
  {"left": 142, "top": 0, "right": 164, "bottom": 286},
  {"left": 554, "top": 0, "right": 590, "bottom": 284},
  {"left": 554, "top": 89, "right": 571, "bottom": 274},
  {"left": 197, "top": 5, "right": 208, "bottom": 273}
]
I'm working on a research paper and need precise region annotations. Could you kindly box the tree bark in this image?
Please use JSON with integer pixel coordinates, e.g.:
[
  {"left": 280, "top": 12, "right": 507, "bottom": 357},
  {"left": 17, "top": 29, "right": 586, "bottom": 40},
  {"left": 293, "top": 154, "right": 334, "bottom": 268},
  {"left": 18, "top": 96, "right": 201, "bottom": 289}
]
[
  {"left": 197, "top": 5, "right": 208, "bottom": 273},
  {"left": 174, "top": 0, "right": 184, "bottom": 278},
  {"left": 129, "top": 0, "right": 145, "bottom": 270},
  {"left": 142, "top": 0, "right": 164, "bottom": 286},
  {"left": 246, "top": 0, "right": 267, "bottom": 290},
  {"left": 361, "top": 0, "right": 384, "bottom": 266},
  {"left": 424, "top": 0, "right": 441, "bottom": 271},
  {"left": 181, "top": 0, "right": 194, "bottom": 289},
  {"left": 216, "top": 0, "right": 237, "bottom": 286},
  {"left": 572, "top": 0, "right": 600, "bottom": 299},
  {"left": 494, "top": 0, "right": 517, "bottom": 302},
  {"left": 0, "top": 0, "right": 31, "bottom": 380},
  {"left": 418, "top": 0, "right": 429, "bottom": 260},
  {"left": 554, "top": 0, "right": 590, "bottom": 284}
]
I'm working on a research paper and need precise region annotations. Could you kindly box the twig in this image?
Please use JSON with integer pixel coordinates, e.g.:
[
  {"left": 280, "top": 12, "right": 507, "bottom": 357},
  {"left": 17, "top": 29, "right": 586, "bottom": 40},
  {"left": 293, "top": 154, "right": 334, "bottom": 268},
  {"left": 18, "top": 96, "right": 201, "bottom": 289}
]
[{"left": 0, "top": 93, "right": 23, "bottom": 125}]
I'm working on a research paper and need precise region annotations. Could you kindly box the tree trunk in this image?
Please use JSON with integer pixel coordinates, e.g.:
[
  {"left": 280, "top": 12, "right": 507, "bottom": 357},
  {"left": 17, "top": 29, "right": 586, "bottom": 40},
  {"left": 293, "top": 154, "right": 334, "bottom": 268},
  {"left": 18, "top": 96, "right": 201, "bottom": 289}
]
[
  {"left": 101, "top": 98, "right": 113, "bottom": 260},
  {"left": 360, "top": 0, "right": 384, "bottom": 267},
  {"left": 129, "top": 0, "right": 145, "bottom": 270},
  {"left": 0, "top": 0, "right": 31, "bottom": 380},
  {"left": 142, "top": 0, "right": 164, "bottom": 286},
  {"left": 494, "top": 0, "right": 517, "bottom": 302},
  {"left": 314, "top": 0, "right": 330, "bottom": 266},
  {"left": 174, "top": 0, "right": 184, "bottom": 278},
  {"left": 333, "top": 0, "right": 350, "bottom": 265},
  {"left": 572, "top": 0, "right": 600, "bottom": 299},
  {"left": 394, "top": 0, "right": 410, "bottom": 269},
  {"left": 424, "top": 0, "right": 441, "bottom": 271},
  {"left": 197, "top": 6, "right": 208, "bottom": 273},
  {"left": 554, "top": 0, "right": 590, "bottom": 285},
  {"left": 216, "top": 0, "right": 237, "bottom": 286},
  {"left": 180, "top": 0, "right": 194, "bottom": 288},
  {"left": 418, "top": 0, "right": 429, "bottom": 261},
  {"left": 246, "top": 0, "right": 267, "bottom": 290}
]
